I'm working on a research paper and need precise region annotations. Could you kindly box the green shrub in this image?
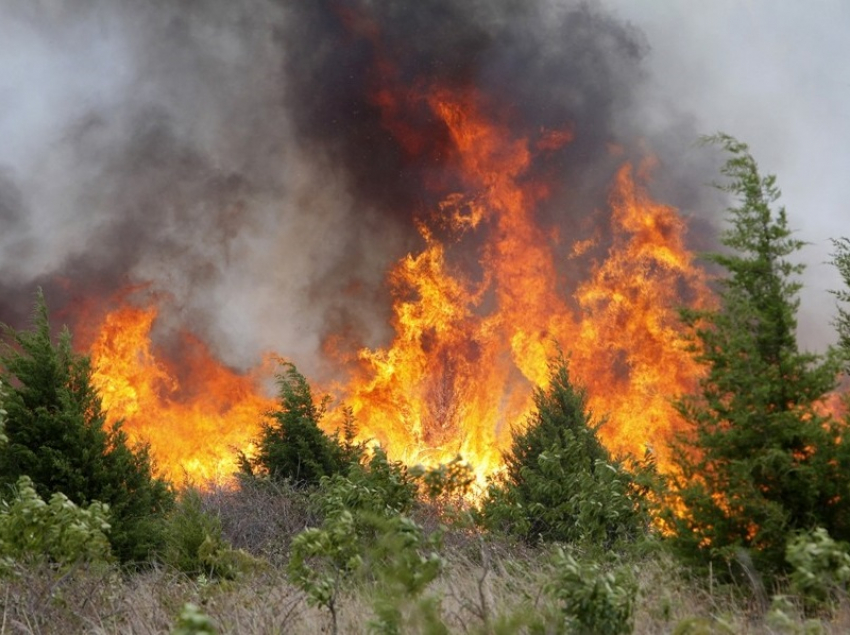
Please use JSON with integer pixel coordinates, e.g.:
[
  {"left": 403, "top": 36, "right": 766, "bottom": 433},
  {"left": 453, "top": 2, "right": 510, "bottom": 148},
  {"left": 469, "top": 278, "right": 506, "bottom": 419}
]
[
  {"left": 480, "top": 355, "right": 650, "bottom": 547},
  {"left": 548, "top": 547, "right": 637, "bottom": 635},
  {"left": 242, "top": 363, "right": 355, "bottom": 486},
  {"left": 163, "top": 487, "right": 261, "bottom": 579},
  {"left": 786, "top": 527, "right": 850, "bottom": 611},
  {"left": 0, "top": 475, "right": 112, "bottom": 569},
  {"left": 0, "top": 293, "right": 174, "bottom": 562},
  {"left": 171, "top": 602, "right": 218, "bottom": 635},
  {"left": 665, "top": 136, "right": 850, "bottom": 580},
  {"left": 288, "top": 470, "right": 443, "bottom": 635},
  {"left": 419, "top": 455, "right": 474, "bottom": 502},
  {"left": 0, "top": 379, "right": 7, "bottom": 446},
  {"left": 336, "top": 446, "right": 419, "bottom": 517}
]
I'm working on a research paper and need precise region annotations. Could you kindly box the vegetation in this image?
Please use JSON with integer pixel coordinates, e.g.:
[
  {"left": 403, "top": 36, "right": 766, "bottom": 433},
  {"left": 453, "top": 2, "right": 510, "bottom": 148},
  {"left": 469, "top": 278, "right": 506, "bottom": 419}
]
[
  {"left": 785, "top": 527, "right": 850, "bottom": 612},
  {"left": 665, "top": 134, "right": 850, "bottom": 581},
  {"left": 6, "top": 138, "right": 850, "bottom": 632},
  {"left": 240, "top": 362, "right": 357, "bottom": 486},
  {"left": 833, "top": 237, "right": 850, "bottom": 367},
  {"left": 481, "top": 355, "right": 651, "bottom": 548},
  {"left": 0, "top": 475, "right": 112, "bottom": 571},
  {"left": 549, "top": 547, "right": 637, "bottom": 635},
  {"left": 0, "top": 293, "right": 173, "bottom": 562},
  {"left": 162, "top": 487, "right": 262, "bottom": 580}
]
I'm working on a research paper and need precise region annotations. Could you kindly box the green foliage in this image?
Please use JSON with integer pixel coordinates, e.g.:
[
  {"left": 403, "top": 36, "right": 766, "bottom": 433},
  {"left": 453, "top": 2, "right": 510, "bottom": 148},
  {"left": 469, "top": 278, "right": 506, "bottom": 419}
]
[
  {"left": 0, "top": 292, "right": 174, "bottom": 562},
  {"left": 0, "top": 379, "right": 7, "bottom": 446},
  {"left": 785, "top": 527, "right": 850, "bottom": 611},
  {"left": 833, "top": 237, "right": 850, "bottom": 371},
  {"left": 666, "top": 135, "right": 850, "bottom": 579},
  {"left": 171, "top": 602, "right": 218, "bottom": 635},
  {"left": 419, "top": 455, "right": 475, "bottom": 502},
  {"left": 163, "top": 488, "right": 261, "bottom": 579},
  {"left": 672, "top": 616, "right": 736, "bottom": 635},
  {"left": 366, "top": 514, "right": 444, "bottom": 634},
  {"left": 0, "top": 475, "right": 112, "bottom": 570},
  {"left": 288, "top": 467, "right": 442, "bottom": 635},
  {"left": 548, "top": 547, "right": 637, "bottom": 635},
  {"left": 481, "top": 355, "right": 650, "bottom": 547},
  {"left": 765, "top": 595, "right": 825, "bottom": 635},
  {"left": 243, "top": 362, "right": 354, "bottom": 486}
]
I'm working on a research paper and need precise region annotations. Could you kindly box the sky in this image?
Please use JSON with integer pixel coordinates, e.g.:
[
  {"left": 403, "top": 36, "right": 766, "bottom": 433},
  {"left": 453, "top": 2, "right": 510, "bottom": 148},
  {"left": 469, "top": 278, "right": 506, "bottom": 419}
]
[
  {"left": 0, "top": 0, "right": 848, "bottom": 365},
  {"left": 604, "top": 0, "right": 850, "bottom": 349}
]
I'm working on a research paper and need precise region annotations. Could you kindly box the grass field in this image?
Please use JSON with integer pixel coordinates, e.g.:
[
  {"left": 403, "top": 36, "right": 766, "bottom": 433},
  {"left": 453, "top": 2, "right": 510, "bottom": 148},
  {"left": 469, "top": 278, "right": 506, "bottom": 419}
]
[{"left": 3, "top": 482, "right": 849, "bottom": 635}]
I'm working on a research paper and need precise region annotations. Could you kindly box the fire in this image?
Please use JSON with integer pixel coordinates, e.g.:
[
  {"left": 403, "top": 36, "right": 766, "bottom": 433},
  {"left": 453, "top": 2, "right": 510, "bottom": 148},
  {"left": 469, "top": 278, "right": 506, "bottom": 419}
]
[
  {"left": 78, "top": 17, "right": 712, "bottom": 489},
  {"left": 335, "top": 86, "right": 711, "bottom": 482},
  {"left": 78, "top": 89, "right": 710, "bottom": 490},
  {"left": 571, "top": 162, "right": 710, "bottom": 465},
  {"left": 88, "top": 304, "right": 273, "bottom": 486}
]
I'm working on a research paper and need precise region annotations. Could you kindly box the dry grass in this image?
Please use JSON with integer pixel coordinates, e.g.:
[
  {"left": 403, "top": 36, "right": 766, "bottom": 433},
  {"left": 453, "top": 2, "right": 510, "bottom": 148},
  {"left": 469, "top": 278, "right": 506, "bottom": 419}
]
[
  {"left": 4, "top": 484, "right": 850, "bottom": 634},
  {"left": 4, "top": 547, "right": 850, "bottom": 634}
]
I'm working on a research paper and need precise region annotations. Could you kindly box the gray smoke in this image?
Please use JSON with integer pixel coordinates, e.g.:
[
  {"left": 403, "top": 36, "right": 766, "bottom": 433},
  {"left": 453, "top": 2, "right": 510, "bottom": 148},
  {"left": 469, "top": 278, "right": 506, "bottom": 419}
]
[
  {"left": 0, "top": 0, "right": 726, "bottom": 376},
  {"left": 603, "top": 1, "right": 850, "bottom": 352}
]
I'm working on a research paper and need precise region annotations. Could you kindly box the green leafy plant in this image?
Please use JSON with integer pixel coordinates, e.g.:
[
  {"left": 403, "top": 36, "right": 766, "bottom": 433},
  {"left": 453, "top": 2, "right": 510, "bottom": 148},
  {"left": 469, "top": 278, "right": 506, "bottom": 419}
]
[
  {"left": 548, "top": 547, "right": 637, "bottom": 635},
  {"left": 288, "top": 467, "right": 443, "bottom": 635},
  {"left": 0, "top": 379, "right": 7, "bottom": 446},
  {"left": 0, "top": 292, "right": 174, "bottom": 562},
  {"left": 481, "top": 355, "right": 650, "bottom": 547},
  {"left": 785, "top": 527, "right": 850, "bottom": 611},
  {"left": 832, "top": 237, "right": 850, "bottom": 368},
  {"left": 365, "top": 514, "right": 444, "bottom": 634},
  {"left": 241, "top": 362, "right": 354, "bottom": 486},
  {"left": 665, "top": 135, "right": 850, "bottom": 580},
  {"left": 171, "top": 602, "right": 218, "bottom": 635},
  {"left": 163, "top": 487, "right": 262, "bottom": 579},
  {"left": 0, "top": 475, "right": 112, "bottom": 570}
]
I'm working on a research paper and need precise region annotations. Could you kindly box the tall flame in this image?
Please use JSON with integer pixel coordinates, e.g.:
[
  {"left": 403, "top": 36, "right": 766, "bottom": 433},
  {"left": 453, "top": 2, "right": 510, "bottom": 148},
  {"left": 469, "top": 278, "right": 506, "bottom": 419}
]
[
  {"left": 80, "top": 85, "right": 710, "bottom": 487},
  {"left": 334, "top": 87, "right": 710, "bottom": 481},
  {"left": 76, "top": 39, "right": 712, "bottom": 486},
  {"left": 88, "top": 304, "right": 273, "bottom": 485}
]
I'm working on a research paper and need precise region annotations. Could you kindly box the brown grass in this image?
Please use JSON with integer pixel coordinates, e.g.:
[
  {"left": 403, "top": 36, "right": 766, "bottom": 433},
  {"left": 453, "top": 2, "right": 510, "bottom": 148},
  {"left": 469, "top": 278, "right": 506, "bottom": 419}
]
[
  {"left": 3, "top": 484, "right": 850, "bottom": 634},
  {"left": 4, "top": 547, "right": 850, "bottom": 634}
]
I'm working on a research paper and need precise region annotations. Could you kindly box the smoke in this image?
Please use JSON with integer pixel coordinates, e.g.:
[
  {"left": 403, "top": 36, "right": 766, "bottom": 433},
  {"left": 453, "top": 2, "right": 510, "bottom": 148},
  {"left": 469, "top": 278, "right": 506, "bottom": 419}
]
[
  {"left": 602, "top": 1, "right": 850, "bottom": 351},
  {"left": 0, "top": 0, "right": 718, "bottom": 375}
]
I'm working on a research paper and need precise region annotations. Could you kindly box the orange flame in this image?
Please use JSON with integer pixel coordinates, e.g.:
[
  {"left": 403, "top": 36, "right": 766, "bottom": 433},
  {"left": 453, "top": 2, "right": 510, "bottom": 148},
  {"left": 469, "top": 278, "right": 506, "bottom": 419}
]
[
  {"left": 76, "top": 54, "right": 713, "bottom": 487},
  {"left": 80, "top": 87, "right": 711, "bottom": 489},
  {"left": 88, "top": 304, "right": 273, "bottom": 486},
  {"left": 334, "top": 87, "right": 711, "bottom": 483}
]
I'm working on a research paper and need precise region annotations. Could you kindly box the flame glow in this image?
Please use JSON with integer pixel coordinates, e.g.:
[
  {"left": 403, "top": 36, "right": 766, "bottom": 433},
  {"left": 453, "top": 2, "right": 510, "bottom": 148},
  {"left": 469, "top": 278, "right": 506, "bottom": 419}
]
[
  {"left": 78, "top": 31, "right": 715, "bottom": 487},
  {"left": 334, "top": 87, "right": 711, "bottom": 482},
  {"left": 88, "top": 304, "right": 272, "bottom": 485},
  {"left": 81, "top": 83, "right": 712, "bottom": 486}
]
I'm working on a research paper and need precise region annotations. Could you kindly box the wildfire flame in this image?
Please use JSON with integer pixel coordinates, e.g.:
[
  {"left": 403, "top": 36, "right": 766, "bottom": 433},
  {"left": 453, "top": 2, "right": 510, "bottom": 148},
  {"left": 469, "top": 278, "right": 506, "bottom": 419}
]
[
  {"left": 79, "top": 16, "right": 713, "bottom": 488},
  {"left": 88, "top": 304, "right": 272, "bottom": 485},
  {"left": 332, "top": 87, "right": 710, "bottom": 483}
]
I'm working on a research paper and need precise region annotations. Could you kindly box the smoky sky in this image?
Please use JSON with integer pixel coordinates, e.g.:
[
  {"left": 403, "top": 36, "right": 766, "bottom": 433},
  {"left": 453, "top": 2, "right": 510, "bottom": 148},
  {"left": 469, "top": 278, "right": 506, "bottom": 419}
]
[
  {"left": 0, "top": 0, "right": 782, "bottom": 376},
  {"left": 605, "top": 0, "right": 850, "bottom": 351}
]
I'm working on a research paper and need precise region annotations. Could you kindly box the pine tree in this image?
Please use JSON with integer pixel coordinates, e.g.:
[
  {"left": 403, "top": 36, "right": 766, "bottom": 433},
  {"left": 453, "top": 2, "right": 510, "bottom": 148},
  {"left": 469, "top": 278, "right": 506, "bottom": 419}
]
[
  {"left": 832, "top": 237, "right": 850, "bottom": 368},
  {"left": 0, "top": 292, "right": 174, "bottom": 562},
  {"left": 666, "top": 135, "right": 850, "bottom": 578},
  {"left": 482, "top": 355, "right": 648, "bottom": 546},
  {"left": 244, "top": 362, "right": 349, "bottom": 486}
]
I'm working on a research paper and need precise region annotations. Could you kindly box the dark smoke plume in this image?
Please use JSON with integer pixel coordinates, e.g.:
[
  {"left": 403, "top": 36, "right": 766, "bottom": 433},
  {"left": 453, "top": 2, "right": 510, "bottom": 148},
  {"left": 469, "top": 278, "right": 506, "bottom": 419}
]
[{"left": 0, "top": 0, "right": 712, "bottom": 375}]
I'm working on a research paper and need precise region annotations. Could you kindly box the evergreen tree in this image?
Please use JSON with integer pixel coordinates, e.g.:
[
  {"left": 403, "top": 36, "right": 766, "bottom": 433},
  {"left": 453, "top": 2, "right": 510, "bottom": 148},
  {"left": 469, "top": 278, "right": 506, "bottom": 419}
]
[
  {"left": 0, "top": 292, "right": 174, "bottom": 562},
  {"left": 482, "top": 355, "right": 649, "bottom": 546},
  {"left": 666, "top": 135, "right": 850, "bottom": 578},
  {"left": 832, "top": 237, "right": 850, "bottom": 369},
  {"left": 244, "top": 362, "right": 349, "bottom": 486}
]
